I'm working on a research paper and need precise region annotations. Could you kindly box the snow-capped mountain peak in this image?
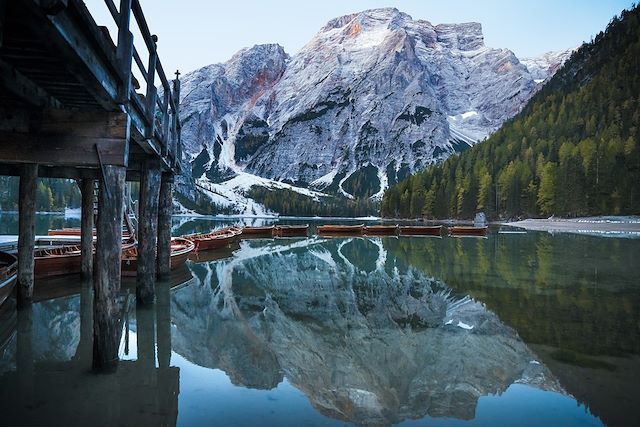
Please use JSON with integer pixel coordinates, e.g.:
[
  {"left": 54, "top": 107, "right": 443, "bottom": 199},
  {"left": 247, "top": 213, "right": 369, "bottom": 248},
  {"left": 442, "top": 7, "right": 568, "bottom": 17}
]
[{"left": 176, "top": 8, "right": 572, "bottom": 214}]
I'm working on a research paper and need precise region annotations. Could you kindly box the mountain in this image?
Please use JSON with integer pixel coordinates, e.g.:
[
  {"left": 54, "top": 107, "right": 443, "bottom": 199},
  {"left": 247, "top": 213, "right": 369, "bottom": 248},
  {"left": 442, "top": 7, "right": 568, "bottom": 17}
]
[
  {"left": 381, "top": 5, "right": 640, "bottom": 219},
  {"left": 176, "top": 8, "right": 570, "bottom": 216},
  {"left": 520, "top": 47, "right": 576, "bottom": 83}
]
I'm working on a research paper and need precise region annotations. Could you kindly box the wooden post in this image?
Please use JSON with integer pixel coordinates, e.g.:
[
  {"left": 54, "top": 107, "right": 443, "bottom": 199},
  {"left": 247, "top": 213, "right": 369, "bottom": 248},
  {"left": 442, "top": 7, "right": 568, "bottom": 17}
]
[
  {"left": 136, "top": 160, "right": 161, "bottom": 304},
  {"left": 116, "top": 0, "right": 133, "bottom": 104},
  {"left": 145, "top": 36, "right": 158, "bottom": 139},
  {"left": 17, "top": 163, "right": 37, "bottom": 307},
  {"left": 80, "top": 179, "right": 94, "bottom": 280},
  {"left": 93, "top": 164, "right": 125, "bottom": 372},
  {"left": 157, "top": 174, "right": 173, "bottom": 279}
]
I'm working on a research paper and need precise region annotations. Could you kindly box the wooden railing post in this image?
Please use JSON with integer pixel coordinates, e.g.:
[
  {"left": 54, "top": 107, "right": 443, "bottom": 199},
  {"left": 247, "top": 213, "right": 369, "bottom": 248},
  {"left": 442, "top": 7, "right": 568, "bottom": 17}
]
[
  {"left": 116, "top": 0, "right": 133, "bottom": 104},
  {"left": 161, "top": 89, "right": 170, "bottom": 155},
  {"left": 172, "top": 72, "right": 181, "bottom": 169},
  {"left": 145, "top": 35, "right": 158, "bottom": 140}
]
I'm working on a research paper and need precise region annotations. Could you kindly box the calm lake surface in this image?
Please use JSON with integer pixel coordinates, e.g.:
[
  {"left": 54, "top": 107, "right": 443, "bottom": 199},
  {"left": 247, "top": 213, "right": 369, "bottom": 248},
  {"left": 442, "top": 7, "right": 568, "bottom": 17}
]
[{"left": 0, "top": 214, "right": 639, "bottom": 426}]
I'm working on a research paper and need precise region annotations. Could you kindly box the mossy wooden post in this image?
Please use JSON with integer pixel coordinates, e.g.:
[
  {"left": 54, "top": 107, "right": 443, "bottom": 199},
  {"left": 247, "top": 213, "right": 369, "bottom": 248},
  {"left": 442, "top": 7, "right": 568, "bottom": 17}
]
[
  {"left": 93, "top": 164, "right": 125, "bottom": 372},
  {"left": 157, "top": 174, "right": 173, "bottom": 279},
  {"left": 80, "top": 179, "right": 94, "bottom": 280},
  {"left": 137, "top": 160, "right": 161, "bottom": 304},
  {"left": 17, "top": 163, "right": 37, "bottom": 307}
]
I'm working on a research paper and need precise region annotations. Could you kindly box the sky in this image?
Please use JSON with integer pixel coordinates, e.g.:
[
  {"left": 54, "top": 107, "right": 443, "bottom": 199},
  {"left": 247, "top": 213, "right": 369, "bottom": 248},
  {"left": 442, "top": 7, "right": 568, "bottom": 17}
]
[{"left": 85, "top": 0, "right": 635, "bottom": 76}]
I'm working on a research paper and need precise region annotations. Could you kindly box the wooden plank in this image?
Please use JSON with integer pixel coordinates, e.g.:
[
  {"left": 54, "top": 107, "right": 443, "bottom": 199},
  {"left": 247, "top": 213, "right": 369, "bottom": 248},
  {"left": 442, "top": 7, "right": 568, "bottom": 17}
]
[
  {"left": 136, "top": 161, "right": 160, "bottom": 304},
  {"left": 0, "top": 58, "right": 63, "bottom": 108},
  {"left": 0, "top": 133, "right": 128, "bottom": 167},
  {"left": 38, "top": 108, "right": 129, "bottom": 138},
  {"left": 19, "top": 0, "right": 119, "bottom": 109},
  {"left": 17, "top": 163, "right": 38, "bottom": 307},
  {"left": 156, "top": 175, "right": 172, "bottom": 279},
  {"left": 93, "top": 164, "right": 125, "bottom": 372},
  {"left": 80, "top": 178, "right": 94, "bottom": 280}
]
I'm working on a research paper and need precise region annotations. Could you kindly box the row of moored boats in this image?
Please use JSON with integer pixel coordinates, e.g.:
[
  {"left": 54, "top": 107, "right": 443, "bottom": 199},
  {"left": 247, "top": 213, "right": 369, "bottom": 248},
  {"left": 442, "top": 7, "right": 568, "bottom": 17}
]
[{"left": 0, "top": 223, "right": 487, "bottom": 298}]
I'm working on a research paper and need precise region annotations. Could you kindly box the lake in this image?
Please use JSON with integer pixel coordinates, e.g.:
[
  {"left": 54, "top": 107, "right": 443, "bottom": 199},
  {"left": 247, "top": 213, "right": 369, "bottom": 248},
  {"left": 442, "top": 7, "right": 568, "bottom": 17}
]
[{"left": 0, "top": 214, "right": 638, "bottom": 426}]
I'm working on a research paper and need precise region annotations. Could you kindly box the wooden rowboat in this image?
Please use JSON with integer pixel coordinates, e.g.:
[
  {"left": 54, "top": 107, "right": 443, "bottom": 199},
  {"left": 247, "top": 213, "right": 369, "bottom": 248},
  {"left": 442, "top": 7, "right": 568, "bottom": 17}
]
[
  {"left": 34, "top": 238, "right": 136, "bottom": 279},
  {"left": 34, "top": 244, "right": 83, "bottom": 279},
  {"left": 0, "top": 251, "right": 17, "bottom": 307},
  {"left": 121, "top": 237, "right": 194, "bottom": 277},
  {"left": 317, "top": 224, "right": 364, "bottom": 234},
  {"left": 183, "top": 227, "right": 243, "bottom": 252},
  {"left": 241, "top": 225, "right": 275, "bottom": 236},
  {"left": 399, "top": 225, "right": 443, "bottom": 236},
  {"left": 273, "top": 224, "right": 309, "bottom": 237},
  {"left": 449, "top": 226, "right": 488, "bottom": 236},
  {"left": 364, "top": 225, "right": 398, "bottom": 235}
]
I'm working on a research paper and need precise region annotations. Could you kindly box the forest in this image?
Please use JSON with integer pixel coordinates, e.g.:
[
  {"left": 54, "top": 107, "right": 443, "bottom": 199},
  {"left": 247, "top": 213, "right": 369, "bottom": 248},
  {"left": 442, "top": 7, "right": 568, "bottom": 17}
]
[
  {"left": 381, "top": 5, "right": 640, "bottom": 219},
  {"left": 0, "top": 176, "right": 81, "bottom": 212}
]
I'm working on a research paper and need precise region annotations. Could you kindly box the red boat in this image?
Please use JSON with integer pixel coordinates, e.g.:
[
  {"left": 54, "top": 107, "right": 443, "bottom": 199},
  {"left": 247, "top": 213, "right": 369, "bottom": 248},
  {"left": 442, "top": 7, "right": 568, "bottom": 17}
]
[
  {"left": 449, "top": 226, "right": 488, "bottom": 236},
  {"left": 364, "top": 225, "right": 398, "bottom": 235},
  {"left": 273, "top": 224, "right": 309, "bottom": 237},
  {"left": 0, "top": 252, "right": 17, "bottom": 306},
  {"left": 183, "top": 227, "right": 243, "bottom": 252},
  {"left": 34, "top": 238, "right": 136, "bottom": 279},
  {"left": 121, "top": 237, "right": 194, "bottom": 277},
  {"left": 317, "top": 224, "right": 364, "bottom": 235},
  {"left": 399, "top": 225, "right": 443, "bottom": 236},
  {"left": 241, "top": 225, "right": 274, "bottom": 237}
]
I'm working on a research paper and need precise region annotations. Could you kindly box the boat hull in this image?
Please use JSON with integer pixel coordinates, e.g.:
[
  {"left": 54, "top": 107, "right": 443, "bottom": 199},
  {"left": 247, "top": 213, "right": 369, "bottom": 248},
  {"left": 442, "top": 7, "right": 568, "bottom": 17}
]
[
  {"left": 317, "top": 225, "right": 364, "bottom": 235},
  {"left": 364, "top": 226, "right": 398, "bottom": 235},
  {"left": 241, "top": 226, "right": 274, "bottom": 237},
  {"left": 35, "top": 248, "right": 82, "bottom": 279},
  {"left": 122, "top": 238, "right": 194, "bottom": 277},
  {"left": 449, "top": 226, "right": 488, "bottom": 236},
  {"left": 0, "top": 252, "right": 17, "bottom": 307},
  {"left": 399, "top": 226, "right": 443, "bottom": 236},
  {"left": 274, "top": 225, "right": 309, "bottom": 237}
]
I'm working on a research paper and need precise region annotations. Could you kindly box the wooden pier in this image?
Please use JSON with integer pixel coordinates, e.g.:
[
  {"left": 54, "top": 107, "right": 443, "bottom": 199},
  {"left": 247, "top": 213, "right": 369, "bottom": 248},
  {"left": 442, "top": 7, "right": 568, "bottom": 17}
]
[{"left": 0, "top": 0, "right": 182, "bottom": 371}]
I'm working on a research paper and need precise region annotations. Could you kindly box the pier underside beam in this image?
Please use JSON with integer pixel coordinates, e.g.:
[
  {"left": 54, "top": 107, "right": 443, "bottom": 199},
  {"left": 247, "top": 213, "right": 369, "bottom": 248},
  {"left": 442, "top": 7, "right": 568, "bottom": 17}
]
[
  {"left": 17, "top": 163, "right": 37, "bottom": 307},
  {"left": 157, "top": 174, "right": 173, "bottom": 279},
  {"left": 80, "top": 178, "right": 94, "bottom": 280},
  {"left": 136, "top": 160, "right": 161, "bottom": 305},
  {"left": 93, "top": 164, "right": 125, "bottom": 372}
]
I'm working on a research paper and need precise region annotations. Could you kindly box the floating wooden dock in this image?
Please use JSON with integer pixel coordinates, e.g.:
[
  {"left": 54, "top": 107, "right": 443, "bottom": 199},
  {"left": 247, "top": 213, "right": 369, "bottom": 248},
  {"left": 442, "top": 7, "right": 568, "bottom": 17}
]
[{"left": 0, "top": 0, "right": 182, "bottom": 371}]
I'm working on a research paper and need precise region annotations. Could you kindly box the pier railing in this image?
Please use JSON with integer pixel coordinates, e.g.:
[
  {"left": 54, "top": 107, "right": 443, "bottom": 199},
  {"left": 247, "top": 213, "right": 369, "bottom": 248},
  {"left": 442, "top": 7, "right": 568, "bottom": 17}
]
[{"left": 103, "top": 0, "right": 181, "bottom": 171}]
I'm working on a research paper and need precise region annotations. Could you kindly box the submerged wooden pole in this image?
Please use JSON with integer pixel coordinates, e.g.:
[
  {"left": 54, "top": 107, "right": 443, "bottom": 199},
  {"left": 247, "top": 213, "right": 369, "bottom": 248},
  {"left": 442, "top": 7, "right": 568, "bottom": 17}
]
[
  {"left": 93, "top": 164, "right": 125, "bottom": 372},
  {"left": 136, "top": 161, "right": 161, "bottom": 304},
  {"left": 157, "top": 174, "right": 173, "bottom": 279},
  {"left": 17, "top": 163, "right": 37, "bottom": 307},
  {"left": 80, "top": 179, "right": 94, "bottom": 280}
]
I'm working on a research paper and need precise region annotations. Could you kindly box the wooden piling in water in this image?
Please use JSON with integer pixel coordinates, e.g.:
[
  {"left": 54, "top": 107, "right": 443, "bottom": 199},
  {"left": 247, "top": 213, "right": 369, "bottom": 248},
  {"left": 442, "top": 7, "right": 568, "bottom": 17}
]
[
  {"left": 157, "top": 174, "right": 173, "bottom": 279},
  {"left": 93, "top": 164, "right": 125, "bottom": 372},
  {"left": 80, "top": 179, "right": 95, "bottom": 280},
  {"left": 17, "top": 164, "right": 37, "bottom": 307},
  {"left": 136, "top": 161, "right": 161, "bottom": 304}
]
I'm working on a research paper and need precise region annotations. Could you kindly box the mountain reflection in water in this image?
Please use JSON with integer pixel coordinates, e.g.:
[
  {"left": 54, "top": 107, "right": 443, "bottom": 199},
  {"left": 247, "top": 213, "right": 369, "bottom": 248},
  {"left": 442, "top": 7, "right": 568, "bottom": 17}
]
[
  {"left": 171, "top": 237, "right": 598, "bottom": 425},
  {"left": 1, "top": 230, "right": 636, "bottom": 426}
]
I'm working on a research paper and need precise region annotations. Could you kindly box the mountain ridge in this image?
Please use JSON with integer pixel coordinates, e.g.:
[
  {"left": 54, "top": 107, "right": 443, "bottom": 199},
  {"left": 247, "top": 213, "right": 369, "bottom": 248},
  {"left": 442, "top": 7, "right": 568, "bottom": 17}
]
[{"left": 175, "top": 8, "right": 572, "bottom": 216}]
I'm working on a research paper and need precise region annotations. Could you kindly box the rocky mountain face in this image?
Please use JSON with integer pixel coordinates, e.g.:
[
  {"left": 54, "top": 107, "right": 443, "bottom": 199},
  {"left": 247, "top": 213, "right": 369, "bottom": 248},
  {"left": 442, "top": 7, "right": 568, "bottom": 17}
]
[
  {"left": 177, "top": 8, "right": 571, "bottom": 214},
  {"left": 520, "top": 48, "right": 575, "bottom": 82},
  {"left": 171, "top": 238, "right": 564, "bottom": 424}
]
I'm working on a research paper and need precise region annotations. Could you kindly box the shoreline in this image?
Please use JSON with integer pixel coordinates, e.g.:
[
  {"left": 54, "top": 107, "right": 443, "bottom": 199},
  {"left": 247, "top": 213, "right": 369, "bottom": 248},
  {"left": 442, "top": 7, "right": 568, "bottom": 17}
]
[{"left": 503, "top": 216, "right": 640, "bottom": 237}]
